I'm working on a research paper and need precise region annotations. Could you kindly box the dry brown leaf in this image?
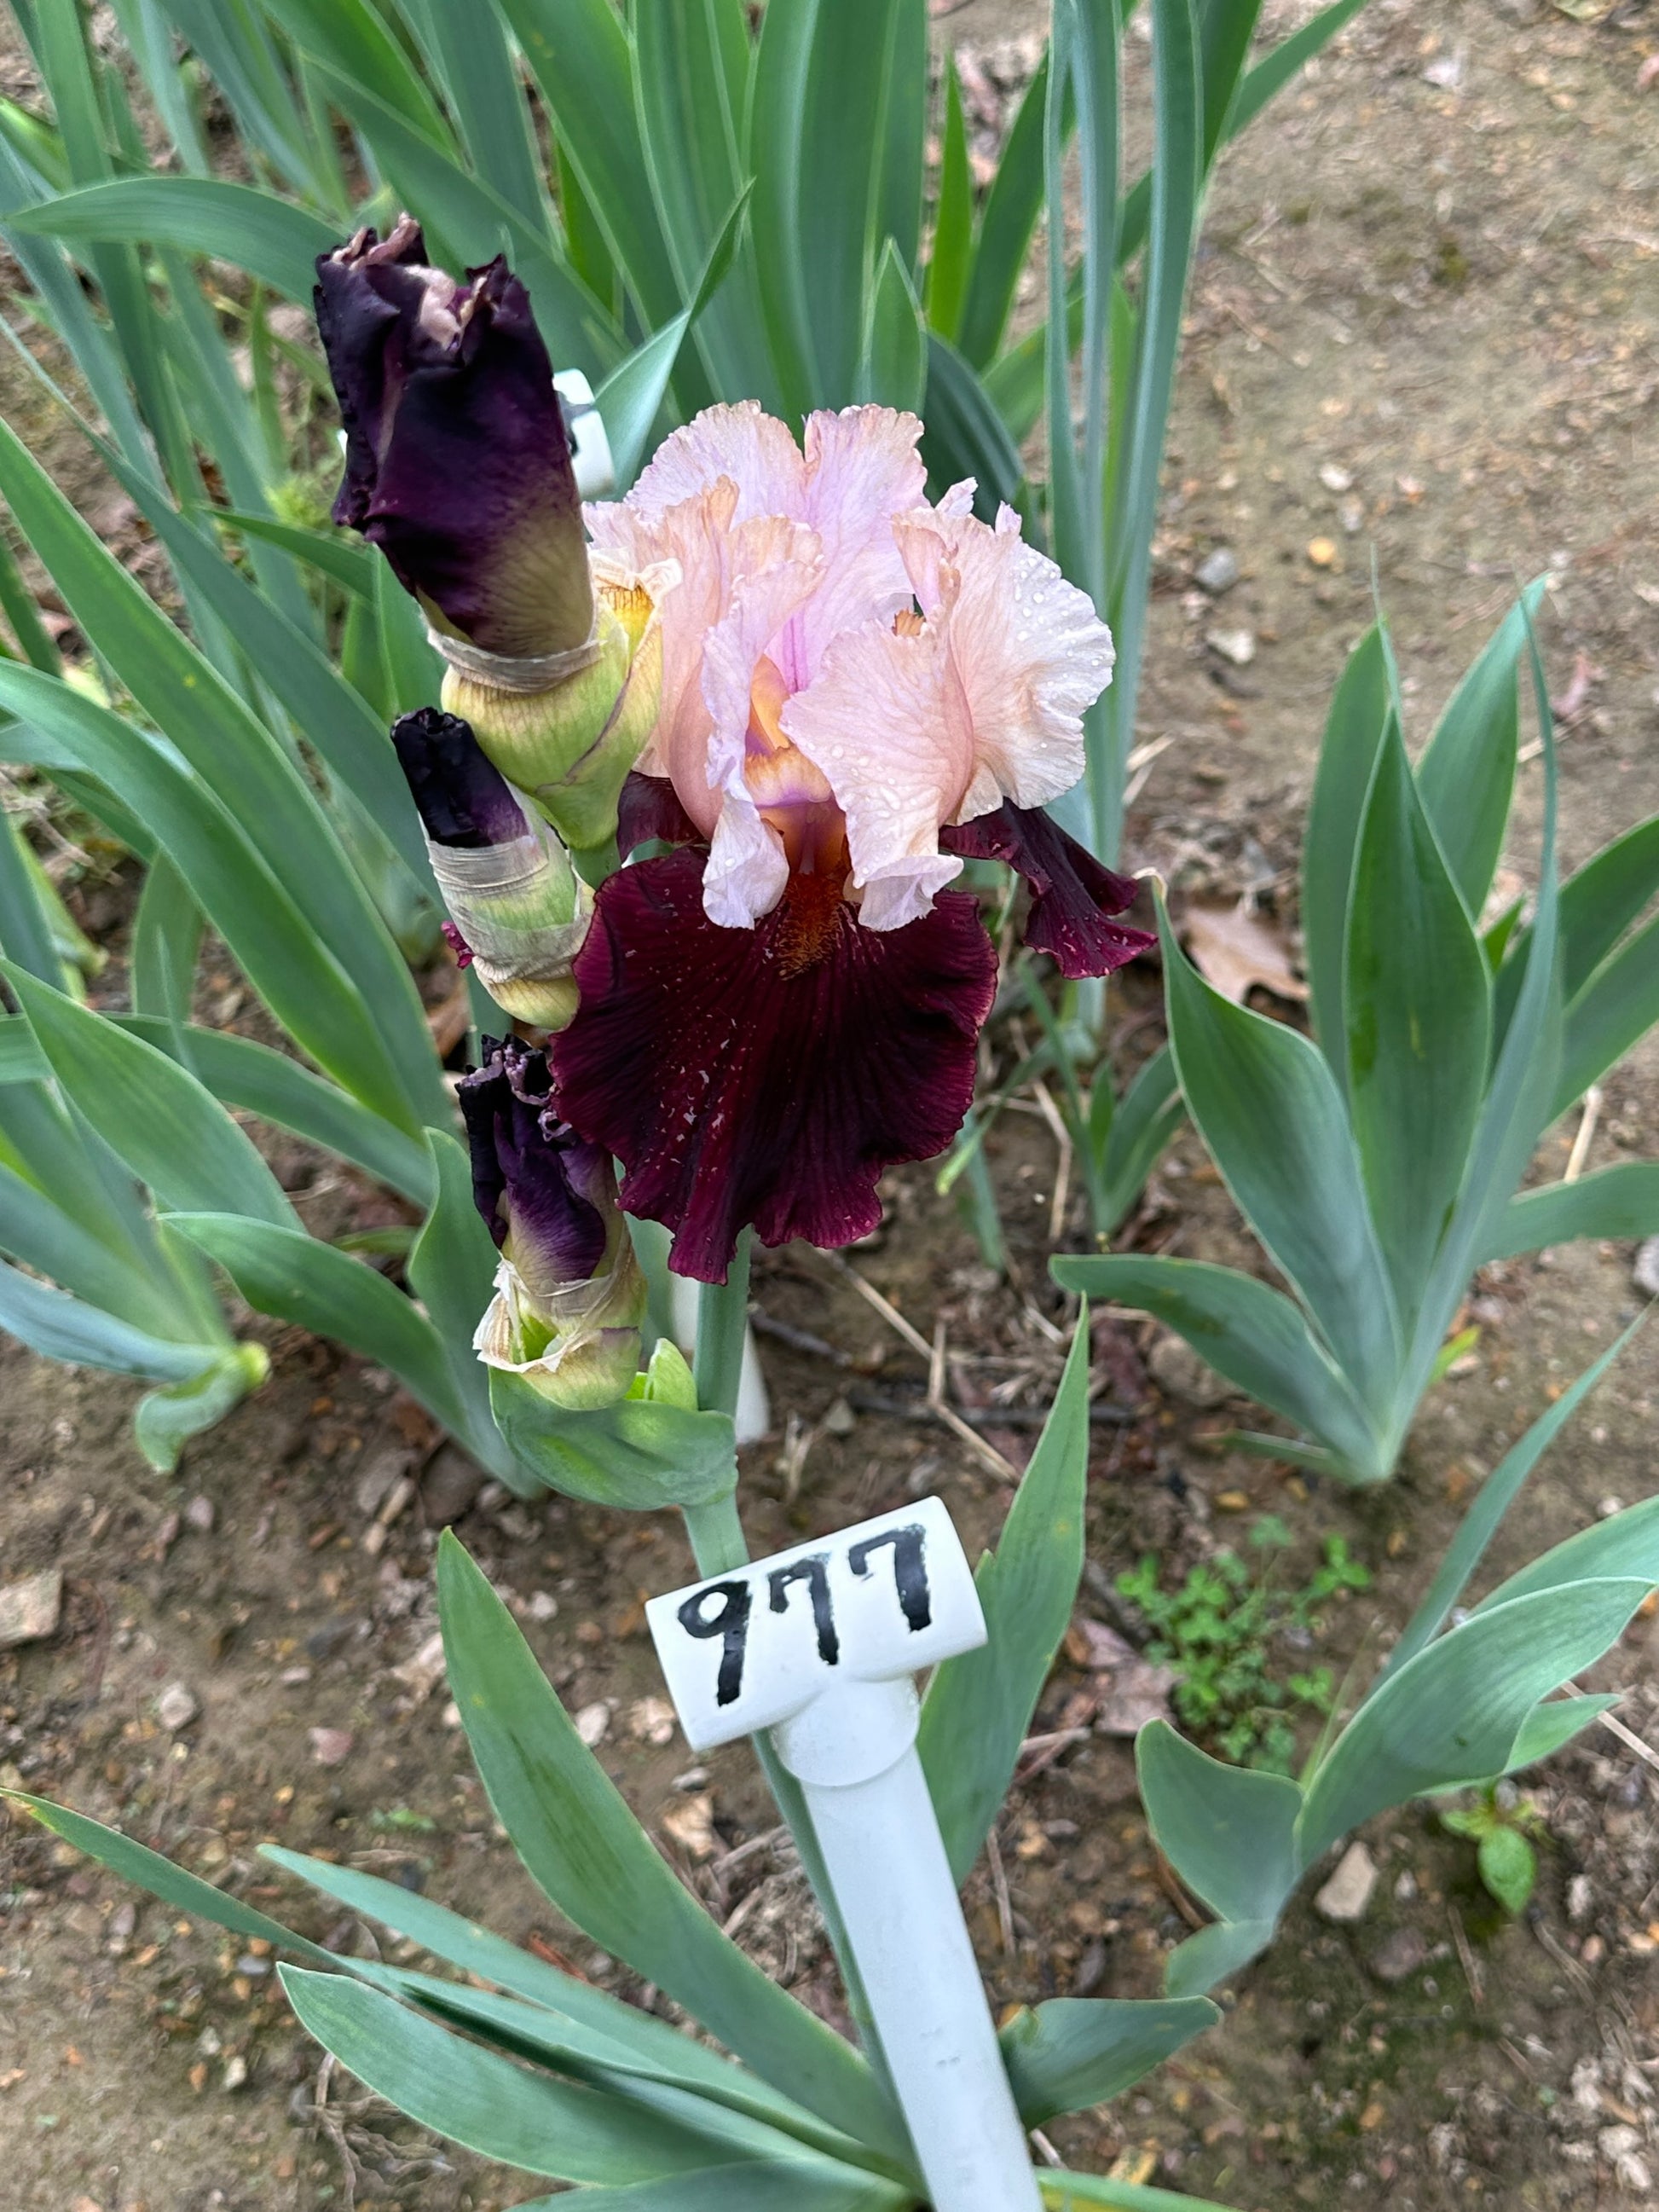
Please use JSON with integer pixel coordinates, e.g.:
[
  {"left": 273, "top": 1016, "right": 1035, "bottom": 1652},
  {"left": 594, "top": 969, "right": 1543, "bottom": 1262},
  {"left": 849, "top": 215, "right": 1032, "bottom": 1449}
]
[
  {"left": 1181, "top": 900, "right": 1308, "bottom": 1006},
  {"left": 1069, "top": 1618, "right": 1176, "bottom": 1735},
  {"left": 1095, "top": 1659, "right": 1178, "bottom": 1737}
]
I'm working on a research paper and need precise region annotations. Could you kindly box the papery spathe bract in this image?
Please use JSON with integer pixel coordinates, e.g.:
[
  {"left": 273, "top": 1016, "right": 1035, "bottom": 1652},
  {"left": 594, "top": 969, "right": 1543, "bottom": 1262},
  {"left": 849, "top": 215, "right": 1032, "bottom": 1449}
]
[
  {"left": 441, "top": 553, "right": 679, "bottom": 859},
  {"left": 472, "top": 1247, "right": 647, "bottom": 1411},
  {"left": 390, "top": 708, "right": 588, "bottom": 1032}
]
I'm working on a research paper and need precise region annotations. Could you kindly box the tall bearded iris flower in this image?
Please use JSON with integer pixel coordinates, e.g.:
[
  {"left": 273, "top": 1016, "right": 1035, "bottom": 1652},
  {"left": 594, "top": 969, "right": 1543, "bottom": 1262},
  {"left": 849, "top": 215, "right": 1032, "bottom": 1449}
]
[{"left": 551, "top": 403, "right": 1153, "bottom": 1283}]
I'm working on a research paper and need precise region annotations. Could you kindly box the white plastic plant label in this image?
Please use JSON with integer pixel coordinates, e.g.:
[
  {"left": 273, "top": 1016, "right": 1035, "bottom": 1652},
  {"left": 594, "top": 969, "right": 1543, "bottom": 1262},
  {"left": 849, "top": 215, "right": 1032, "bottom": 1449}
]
[
  {"left": 646, "top": 1496, "right": 986, "bottom": 1753},
  {"left": 552, "top": 369, "right": 615, "bottom": 499}
]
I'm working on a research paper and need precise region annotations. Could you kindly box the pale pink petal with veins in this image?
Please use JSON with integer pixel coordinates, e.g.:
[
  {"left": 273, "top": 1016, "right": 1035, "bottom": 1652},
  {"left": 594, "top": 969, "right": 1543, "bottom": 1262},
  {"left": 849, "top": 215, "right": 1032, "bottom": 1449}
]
[
  {"left": 895, "top": 501, "right": 1115, "bottom": 814},
  {"left": 623, "top": 401, "right": 808, "bottom": 524},
  {"left": 779, "top": 619, "right": 968, "bottom": 931}
]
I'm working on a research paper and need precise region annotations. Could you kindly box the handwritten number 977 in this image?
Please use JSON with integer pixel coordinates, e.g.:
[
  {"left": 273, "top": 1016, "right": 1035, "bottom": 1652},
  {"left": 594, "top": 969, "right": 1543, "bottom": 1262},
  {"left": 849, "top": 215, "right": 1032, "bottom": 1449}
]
[{"left": 678, "top": 1523, "right": 933, "bottom": 1708}]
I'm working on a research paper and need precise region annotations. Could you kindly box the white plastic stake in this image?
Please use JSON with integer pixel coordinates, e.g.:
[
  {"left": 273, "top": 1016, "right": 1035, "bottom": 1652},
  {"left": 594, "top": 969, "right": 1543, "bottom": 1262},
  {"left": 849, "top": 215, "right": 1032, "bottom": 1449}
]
[
  {"left": 647, "top": 1497, "right": 1043, "bottom": 2212},
  {"left": 552, "top": 369, "right": 615, "bottom": 499}
]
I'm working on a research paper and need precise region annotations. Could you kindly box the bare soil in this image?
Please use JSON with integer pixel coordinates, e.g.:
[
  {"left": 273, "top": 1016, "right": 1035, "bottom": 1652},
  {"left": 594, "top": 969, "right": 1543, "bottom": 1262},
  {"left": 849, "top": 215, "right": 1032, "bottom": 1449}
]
[{"left": 3, "top": 1, "right": 1659, "bottom": 2208}]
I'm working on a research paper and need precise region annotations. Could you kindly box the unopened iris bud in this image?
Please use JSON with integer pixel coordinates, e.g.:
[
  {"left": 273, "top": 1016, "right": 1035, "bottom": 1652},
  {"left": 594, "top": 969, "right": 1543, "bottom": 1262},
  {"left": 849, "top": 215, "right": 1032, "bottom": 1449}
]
[
  {"left": 391, "top": 707, "right": 588, "bottom": 1032},
  {"left": 316, "top": 218, "right": 676, "bottom": 862},
  {"left": 460, "top": 1037, "right": 645, "bottom": 1410},
  {"left": 315, "top": 217, "right": 592, "bottom": 657}
]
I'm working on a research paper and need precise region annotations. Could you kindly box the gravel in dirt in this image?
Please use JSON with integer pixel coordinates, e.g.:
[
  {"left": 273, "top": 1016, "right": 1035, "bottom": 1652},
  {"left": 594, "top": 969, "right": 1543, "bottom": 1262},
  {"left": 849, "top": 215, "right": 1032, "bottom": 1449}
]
[{"left": 3, "top": 1, "right": 1658, "bottom": 2208}]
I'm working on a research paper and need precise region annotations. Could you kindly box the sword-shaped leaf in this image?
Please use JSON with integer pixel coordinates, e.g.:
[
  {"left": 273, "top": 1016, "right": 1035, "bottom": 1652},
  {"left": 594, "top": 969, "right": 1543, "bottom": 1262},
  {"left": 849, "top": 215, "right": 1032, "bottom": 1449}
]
[
  {"left": 436, "top": 1532, "right": 907, "bottom": 2161},
  {"left": 277, "top": 1966, "right": 746, "bottom": 2186},
  {"left": 4, "top": 963, "right": 296, "bottom": 1229},
  {"left": 495, "top": 0, "right": 682, "bottom": 328},
  {"left": 957, "top": 53, "right": 1051, "bottom": 369},
  {"left": 919, "top": 1317, "right": 1091, "bottom": 1882},
  {"left": 0, "top": 670, "right": 418, "bottom": 1129},
  {"left": 1373, "top": 1323, "right": 1639, "bottom": 1685},
  {"left": 1300, "top": 622, "right": 1391, "bottom": 1079},
  {"left": 634, "top": 0, "right": 774, "bottom": 408},
  {"left": 0, "top": 425, "right": 442, "bottom": 1127},
  {"left": 1473, "top": 1494, "right": 1659, "bottom": 1614},
  {"left": 1345, "top": 716, "right": 1491, "bottom": 1311},
  {"left": 109, "top": 1020, "right": 435, "bottom": 1205},
  {"left": 515, "top": 2166, "right": 911, "bottom": 2209},
  {"left": 1136, "top": 1722, "right": 1303, "bottom": 1927},
  {"left": 1050, "top": 1254, "right": 1383, "bottom": 1478},
  {"left": 1480, "top": 1162, "right": 1659, "bottom": 1261},
  {"left": 1159, "top": 901, "right": 1402, "bottom": 1427},
  {"left": 858, "top": 239, "right": 927, "bottom": 416},
  {"left": 167, "top": 1211, "right": 473, "bottom": 1443},
  {"left": 1298, "top": 1579, "right": 1651, "bottom": 1863},
  {"left": 1416, "top": 582, "right": 1544, "bottom": 918},
  {"left": 9, "top": 176, "right": 338, "bottom": 298},
  {"left": 0, "top": 1257, "right": 220, "bottom": 1378},
  {"left": 1000, "top": 1995, "right": 1220, "bottom": 2125}
]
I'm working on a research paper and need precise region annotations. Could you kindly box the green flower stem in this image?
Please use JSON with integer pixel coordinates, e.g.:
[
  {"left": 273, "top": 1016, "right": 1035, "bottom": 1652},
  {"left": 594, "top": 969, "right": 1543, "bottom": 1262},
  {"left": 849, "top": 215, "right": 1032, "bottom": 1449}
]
[
  {"left": 679, "top": 1261, "right": 908, "bottom": 2145},
  {"left": 679, "top": 1487, "right": 749, "bottom": 1577},
  {"left": 569, "top": 834, "right": 620, "bottom": 887},
  {"left": 692, "top": 1230, "right": 752, "bottom": 1418}
]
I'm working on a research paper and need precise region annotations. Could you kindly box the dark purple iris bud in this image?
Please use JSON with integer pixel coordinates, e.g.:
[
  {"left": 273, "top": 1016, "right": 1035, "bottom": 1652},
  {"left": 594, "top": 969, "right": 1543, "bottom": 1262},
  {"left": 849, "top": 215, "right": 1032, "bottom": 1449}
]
[
  {"left": 391, "top": 707, "right": 529, "bottom": 849},
  {"left": 315, "top": 217, "right": 592, "bottom": 658},
  {"left": 940, "top": 803, "right": 1156, "bottom": 979},
  {"left": 459, "top": 1037, "right": 613, "bottom": 1288}
]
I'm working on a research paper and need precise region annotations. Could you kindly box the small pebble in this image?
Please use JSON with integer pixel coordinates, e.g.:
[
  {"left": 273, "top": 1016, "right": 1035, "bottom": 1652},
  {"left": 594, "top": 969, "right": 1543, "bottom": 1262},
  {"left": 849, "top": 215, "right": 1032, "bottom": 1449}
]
[
  {"left": 628, "top": 1697, "right": 677, "bottom": 1746},
  {"left": 184, "top": 1495, "right": 215, "bottom": 1533},
  {"left": 661, "top": 1792, "right": 717, "bottom": 1859},
  {"left": 575, "top": 1702, "right": 611, "bottom": 1748},
  {"left": 527, "top": 1591, "right": 559, "bottom": 1622},
  {"left": 222, "top": 2055, "right": 248, "bottom": 2092},
  {"left": 1367, "top": 1926, "right": 1430, "bottom": 1984},
  {"left": 1194, "top": 546, "right": 1240, "bottom": 594},
  {"left": 156, "top": 1683, "right": 199, "bottom": 1733},
  {"left": 1205, "top": 626, "right": 1257, "bottom": 667},
  {"left": 1318, "top": 461, "right": 1355, "bottom": 492},
  {"left": 1633, "top": 1236, "right": 1659, "bottom": 1300},
  {"left": 308, "top": 1727, "right": 354, "bottom": 1767},
  {"left": 1306, "top": 536, "right": 1339, "bottom": 569},
  {"left": 1315, "top": 1841, "right": 1379, "bottom": 1924},
  {"left": 0, "top": 1566, "right": 63, "bottom": 1650}
]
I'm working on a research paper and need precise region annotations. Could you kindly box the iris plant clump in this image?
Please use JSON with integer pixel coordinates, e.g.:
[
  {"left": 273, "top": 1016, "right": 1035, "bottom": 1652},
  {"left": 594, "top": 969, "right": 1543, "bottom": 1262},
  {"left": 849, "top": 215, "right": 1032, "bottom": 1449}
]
[{"left": 320, "top": 220, "right": 1153, "bottom": 1360}]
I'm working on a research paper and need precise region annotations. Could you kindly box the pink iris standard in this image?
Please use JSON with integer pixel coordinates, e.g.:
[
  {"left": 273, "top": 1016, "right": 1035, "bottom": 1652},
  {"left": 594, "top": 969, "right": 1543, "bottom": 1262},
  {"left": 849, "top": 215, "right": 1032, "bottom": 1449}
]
[{"left": 552, "top": 402, "right": 1153, "bottom": 1284}]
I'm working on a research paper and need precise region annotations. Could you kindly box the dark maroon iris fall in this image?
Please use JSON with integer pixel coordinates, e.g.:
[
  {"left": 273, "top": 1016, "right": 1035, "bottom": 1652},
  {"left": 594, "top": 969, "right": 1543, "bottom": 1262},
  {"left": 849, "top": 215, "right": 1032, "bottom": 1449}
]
[{"left": 547, "top": 780, "right": 1150, "bottom": 1283}]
